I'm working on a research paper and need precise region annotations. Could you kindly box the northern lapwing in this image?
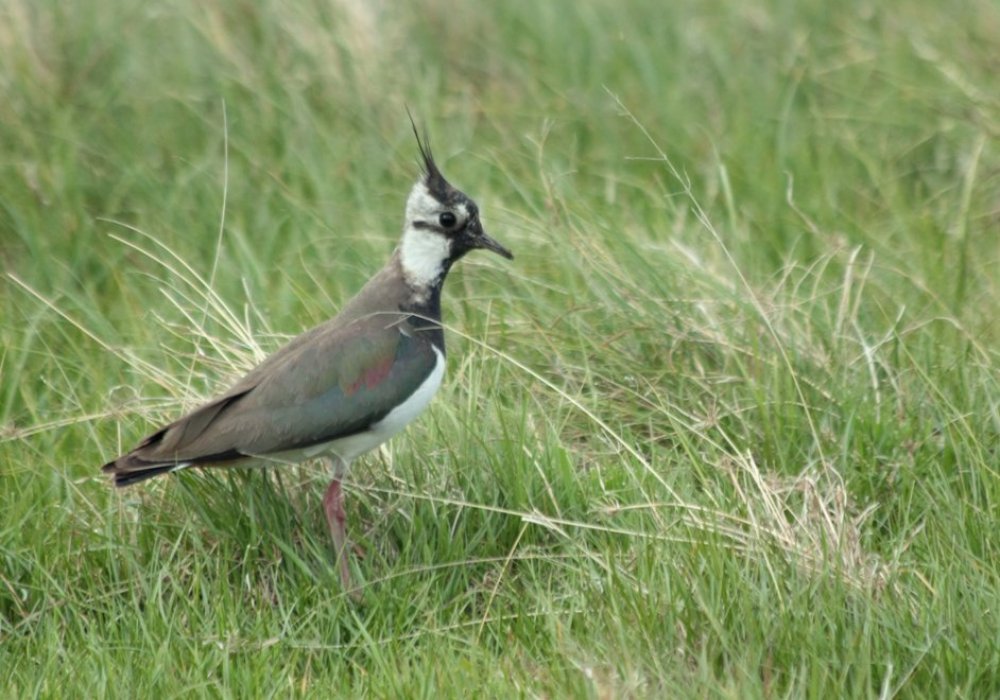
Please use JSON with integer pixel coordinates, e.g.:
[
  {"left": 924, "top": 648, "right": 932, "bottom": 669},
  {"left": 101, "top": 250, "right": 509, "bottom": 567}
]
[{"left": 102, "top": 122, "right": 513, "bottom": 596}]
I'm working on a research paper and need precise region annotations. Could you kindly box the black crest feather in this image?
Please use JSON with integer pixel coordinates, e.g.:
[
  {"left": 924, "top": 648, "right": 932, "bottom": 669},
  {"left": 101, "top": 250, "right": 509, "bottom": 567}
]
[{"left": 406, "top": 108, "right": 450, "bottom": 195}]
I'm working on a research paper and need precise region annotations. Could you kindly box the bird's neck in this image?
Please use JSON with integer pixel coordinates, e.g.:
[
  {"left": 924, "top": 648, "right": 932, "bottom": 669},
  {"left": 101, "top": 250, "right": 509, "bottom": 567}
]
[{"left": 393, "top": 237, "right": 448, "bottom": 352}]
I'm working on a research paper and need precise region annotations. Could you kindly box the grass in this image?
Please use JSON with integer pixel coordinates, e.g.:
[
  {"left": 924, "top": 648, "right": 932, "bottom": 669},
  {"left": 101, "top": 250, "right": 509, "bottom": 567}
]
[{"left": 2, "top": 0, "right": 998, "bottom": 696}]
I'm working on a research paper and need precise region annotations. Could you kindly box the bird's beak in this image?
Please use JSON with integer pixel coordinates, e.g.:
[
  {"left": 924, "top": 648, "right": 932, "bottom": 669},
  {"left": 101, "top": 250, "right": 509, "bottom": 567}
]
[
  {"left": 469, "top": 217, "right": 514, "bottom": 260},
  {"left": 476, "top": 228, "right": 514, "bottom": 260}
]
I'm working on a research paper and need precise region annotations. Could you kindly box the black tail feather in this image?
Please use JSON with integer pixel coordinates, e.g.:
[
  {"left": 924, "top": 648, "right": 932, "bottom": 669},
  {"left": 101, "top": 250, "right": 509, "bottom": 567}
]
[
  {"left": 102, "top": 457, "right": 184, "bottom": 488},
  {"left": 110, "top": 464, "right": 181, "bottom": 487},
  {"left": 102, "top": 446, "right": 249, "bottom": 487}
]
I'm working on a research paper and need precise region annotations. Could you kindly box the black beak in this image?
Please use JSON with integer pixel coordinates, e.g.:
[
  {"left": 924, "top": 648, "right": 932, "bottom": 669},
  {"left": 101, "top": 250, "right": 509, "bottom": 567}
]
[
  {"left": 477, "top": 230, "right": 514, "bottom": 260},
  {"left": 468, "top": 217, "right": 513, "bottom": 260}
]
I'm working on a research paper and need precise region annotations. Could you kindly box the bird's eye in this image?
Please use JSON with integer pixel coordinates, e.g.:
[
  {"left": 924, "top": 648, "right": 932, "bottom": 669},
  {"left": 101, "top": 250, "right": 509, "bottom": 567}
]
[{"left": 439, "top": 212, "right": 457, "bottom": 229}]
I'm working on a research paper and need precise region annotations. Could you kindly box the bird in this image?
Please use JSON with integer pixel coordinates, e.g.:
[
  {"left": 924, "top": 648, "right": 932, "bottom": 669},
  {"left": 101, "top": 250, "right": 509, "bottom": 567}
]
[{"left": 102, "top": 120, "right": 513, "bottom": 597}]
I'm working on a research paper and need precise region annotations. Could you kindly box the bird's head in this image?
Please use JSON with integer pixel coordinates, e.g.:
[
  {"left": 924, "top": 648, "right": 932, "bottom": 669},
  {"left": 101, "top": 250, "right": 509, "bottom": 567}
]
[{"left": 399, "top": 121, "right": 512, "bottom": 289}]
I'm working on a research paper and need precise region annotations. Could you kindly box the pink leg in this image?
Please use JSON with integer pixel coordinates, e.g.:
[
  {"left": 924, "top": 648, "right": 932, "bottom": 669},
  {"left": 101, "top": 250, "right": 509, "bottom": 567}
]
[{"left": 323, "top": 478, "right": 357, "bottom": 598}]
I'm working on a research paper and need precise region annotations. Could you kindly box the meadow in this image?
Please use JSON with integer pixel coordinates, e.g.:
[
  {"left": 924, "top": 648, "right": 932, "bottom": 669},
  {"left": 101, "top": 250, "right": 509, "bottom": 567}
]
[{"left": 1, "top": 0, "right": 998, "bottom": 696}]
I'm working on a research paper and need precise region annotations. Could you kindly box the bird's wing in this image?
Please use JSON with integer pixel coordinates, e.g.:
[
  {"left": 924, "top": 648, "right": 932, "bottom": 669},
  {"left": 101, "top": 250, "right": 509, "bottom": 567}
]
[{"left": 107, "top": 312, "right": 439, "bottom": 469}]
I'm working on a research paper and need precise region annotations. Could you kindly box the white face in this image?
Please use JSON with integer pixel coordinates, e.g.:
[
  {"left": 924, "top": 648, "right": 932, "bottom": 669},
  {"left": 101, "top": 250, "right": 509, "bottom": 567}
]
[
  {"left": 405, "top": 180, "right": 441, "bottom": 224},
  {"left": 400, "top": 180, "right": 463, "bottom": 288},
  {"left": 399, "top": 225, "right": 450, "bottom": 289}
]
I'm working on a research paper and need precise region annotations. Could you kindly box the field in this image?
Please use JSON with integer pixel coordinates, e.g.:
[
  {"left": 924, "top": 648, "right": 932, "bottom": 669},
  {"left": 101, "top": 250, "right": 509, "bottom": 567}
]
[{"left": 1, "top": 0, "right": 998, "bottom": 696}]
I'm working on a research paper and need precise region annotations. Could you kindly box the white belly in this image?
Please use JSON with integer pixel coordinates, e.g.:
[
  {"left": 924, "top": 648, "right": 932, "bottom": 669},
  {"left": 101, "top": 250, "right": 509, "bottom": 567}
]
[{"left": 299, "top": 345, "right": 445, "bottom": 469}]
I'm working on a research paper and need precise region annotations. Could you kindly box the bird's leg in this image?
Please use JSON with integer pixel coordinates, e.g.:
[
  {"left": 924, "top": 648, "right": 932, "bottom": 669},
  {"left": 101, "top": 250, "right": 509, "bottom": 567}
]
[{"left": 322, "top": 476, "right": 357, "bottom": 598}]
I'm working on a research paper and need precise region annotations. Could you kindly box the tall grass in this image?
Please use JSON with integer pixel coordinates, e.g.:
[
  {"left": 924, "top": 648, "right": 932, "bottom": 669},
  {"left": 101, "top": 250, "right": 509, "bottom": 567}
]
[{"left": 2, "top": 0, "right": 998, "bottom": 695}]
